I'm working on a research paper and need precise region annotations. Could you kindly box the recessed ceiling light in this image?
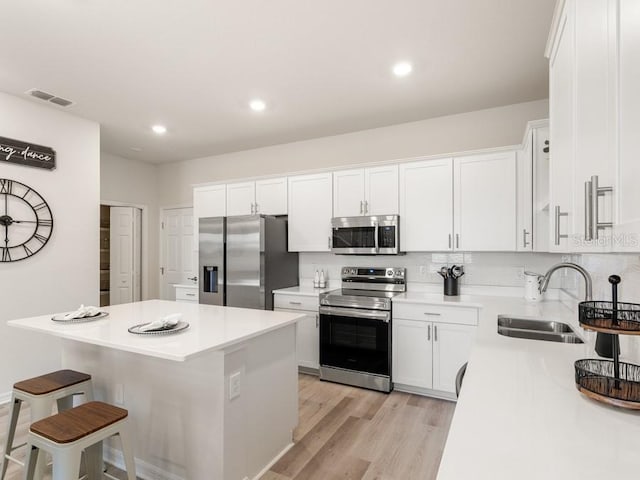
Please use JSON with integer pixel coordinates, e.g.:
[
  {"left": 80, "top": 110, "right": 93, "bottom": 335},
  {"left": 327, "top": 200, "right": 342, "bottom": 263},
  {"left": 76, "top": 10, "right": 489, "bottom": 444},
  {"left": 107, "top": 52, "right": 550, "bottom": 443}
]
[
  {"left": 151, "top": 125, "right": 167, "bottom": 135},
  {"left": 392, "top": 62, "right": 413, "bottom": 77},
  {"left": 249, "top": 99, "right": 266, "bottom": 112}
]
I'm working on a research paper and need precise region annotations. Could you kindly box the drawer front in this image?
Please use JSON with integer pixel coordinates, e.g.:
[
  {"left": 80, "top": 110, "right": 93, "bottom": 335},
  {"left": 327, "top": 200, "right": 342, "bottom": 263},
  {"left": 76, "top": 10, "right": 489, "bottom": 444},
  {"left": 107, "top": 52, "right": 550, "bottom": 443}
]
[
  {"left": 393, "top": 303, "right": 478, "bottom": 326},
  {"left": 274, "top": 294, "right": 319, "bottom": 312},
  {"left": 175, "top": 288, "right": 198, "bottom": 302}
]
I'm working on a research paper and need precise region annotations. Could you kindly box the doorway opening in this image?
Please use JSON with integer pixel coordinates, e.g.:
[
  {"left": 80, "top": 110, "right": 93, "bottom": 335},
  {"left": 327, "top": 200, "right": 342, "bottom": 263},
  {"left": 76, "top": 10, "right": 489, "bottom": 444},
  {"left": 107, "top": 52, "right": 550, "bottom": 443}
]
[{"left": 99, "top": 204, "right": 143, "bottom": 306}]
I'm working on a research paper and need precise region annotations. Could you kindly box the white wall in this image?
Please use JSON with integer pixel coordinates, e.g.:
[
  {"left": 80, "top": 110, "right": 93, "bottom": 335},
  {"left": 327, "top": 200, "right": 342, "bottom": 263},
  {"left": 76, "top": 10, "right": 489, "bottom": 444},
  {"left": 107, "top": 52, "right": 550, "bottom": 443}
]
[
  {"left": 100, "top": 152, "right": 160, "bottom": 299},
  {"left": 158, "top": 99, "right": 549, "bottom": 205},
  {"left": 0, "top": 92, "right": 100, "bottom": 396}
]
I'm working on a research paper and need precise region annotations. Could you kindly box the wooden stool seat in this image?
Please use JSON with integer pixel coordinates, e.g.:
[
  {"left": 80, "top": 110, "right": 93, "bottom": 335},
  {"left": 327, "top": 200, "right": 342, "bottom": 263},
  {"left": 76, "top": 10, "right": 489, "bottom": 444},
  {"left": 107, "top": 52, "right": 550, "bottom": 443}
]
[
  {"left": 14, "top": 370, "right": 92, "bottom": 396},
  {"left": 24, "top": 402, "right": 136, "bottom": 480},
  {"left": 31, "top": 401, "right": 128, "bottom": 444}
]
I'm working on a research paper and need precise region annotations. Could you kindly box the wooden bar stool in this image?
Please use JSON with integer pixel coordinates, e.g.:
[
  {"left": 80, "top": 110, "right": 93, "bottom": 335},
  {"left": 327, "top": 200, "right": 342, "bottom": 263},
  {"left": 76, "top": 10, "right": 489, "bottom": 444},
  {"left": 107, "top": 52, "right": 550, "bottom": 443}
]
[
  {"left": 1, "top": 370, "right": 93, "bottom": 480},
  {"left": 23, "top": 401, "right": 136, "bottom": 480}
]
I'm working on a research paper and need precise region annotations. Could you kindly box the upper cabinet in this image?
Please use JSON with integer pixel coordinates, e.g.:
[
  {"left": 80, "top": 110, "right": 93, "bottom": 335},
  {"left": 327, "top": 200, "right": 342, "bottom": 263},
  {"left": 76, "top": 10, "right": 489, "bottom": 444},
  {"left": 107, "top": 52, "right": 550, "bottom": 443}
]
[
  {"left": 193, "top": 184, "right": 226, "bottom": 219},
  {"left": 400, "top": 158, "right": 453, "bottom": 251},
  {"left": 226, "top": 178, "right": 287, "bottom": 216},
  {"left": 288, "top": 173, "right": 333, "bottom": 252},
  {"left": 333, "top": 165, "right": 398, "bottom": 217},
  {"left": 454, "top": 152, "right": 517, "bottom": 251},
  {"left": 400, "top": 152, "right": 518, "bottom": 252},
  {"left": 547, "top": 0, "right": 640, "bottom": 252}
]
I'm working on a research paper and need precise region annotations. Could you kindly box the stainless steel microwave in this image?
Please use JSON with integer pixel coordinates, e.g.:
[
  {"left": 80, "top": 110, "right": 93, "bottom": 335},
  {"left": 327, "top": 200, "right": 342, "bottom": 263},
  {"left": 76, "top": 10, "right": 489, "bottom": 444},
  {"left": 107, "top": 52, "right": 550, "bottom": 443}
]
[{"left": 331, "top": 215, "right": 401, "bottom": 255}]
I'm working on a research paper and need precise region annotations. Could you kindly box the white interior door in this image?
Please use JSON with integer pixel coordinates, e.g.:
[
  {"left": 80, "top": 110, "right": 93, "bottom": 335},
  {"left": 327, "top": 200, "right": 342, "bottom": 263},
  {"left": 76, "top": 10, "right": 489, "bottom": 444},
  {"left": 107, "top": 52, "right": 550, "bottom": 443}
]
[
  {"left": 110, "top": 207, "right": 134, "bottom": 305},
  {"left": 133, "top": 208, "right": 142, "bottom": 302},
  {"left": 161, "top": 207, "right": 195, "bottom": 300}
]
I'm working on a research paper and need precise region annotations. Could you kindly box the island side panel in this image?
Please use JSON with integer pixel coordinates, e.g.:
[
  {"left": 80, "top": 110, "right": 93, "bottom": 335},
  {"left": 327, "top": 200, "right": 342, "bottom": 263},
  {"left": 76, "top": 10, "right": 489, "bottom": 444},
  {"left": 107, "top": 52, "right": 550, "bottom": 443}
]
[
  {"left": 61, "top": 339, "right": 226, "bottom": 480},
  {"left": 223, "top": 323, "right": 298, "bottom": 480}
]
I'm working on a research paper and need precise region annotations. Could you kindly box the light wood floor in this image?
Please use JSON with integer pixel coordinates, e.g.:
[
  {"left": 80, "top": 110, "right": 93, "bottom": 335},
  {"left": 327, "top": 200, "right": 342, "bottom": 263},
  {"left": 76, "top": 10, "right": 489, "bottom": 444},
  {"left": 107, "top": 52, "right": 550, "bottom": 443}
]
[
  {"left": 0, "top": 374, "right": 455, "bottom": 480},
  {"left": 261, "top": 374, "right": 455, "bottom": 480}
]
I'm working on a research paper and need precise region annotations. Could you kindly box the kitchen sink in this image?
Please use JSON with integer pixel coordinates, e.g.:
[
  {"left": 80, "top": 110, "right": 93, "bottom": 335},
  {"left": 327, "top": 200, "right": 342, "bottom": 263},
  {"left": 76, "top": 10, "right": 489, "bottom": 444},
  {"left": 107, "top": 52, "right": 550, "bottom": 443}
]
[{"left": 497, "top": 315, "right": 584, "bottom": 344}]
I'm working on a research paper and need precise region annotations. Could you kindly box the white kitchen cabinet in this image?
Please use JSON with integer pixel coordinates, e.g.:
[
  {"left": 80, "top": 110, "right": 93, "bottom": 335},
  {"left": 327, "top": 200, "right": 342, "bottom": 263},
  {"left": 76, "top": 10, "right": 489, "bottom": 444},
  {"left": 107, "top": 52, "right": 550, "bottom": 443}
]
[
  {"left": 288, "top": 173, "right": 333, "bottom": 251},
  {"left": 333, "top": 165, "right": 398, "bottom": 217},
  {"left": 174, "top": 285, "right": 198, "bottom": 304},
  {"left": 614, "top": 0, "right": 640, "bottom": 252},
  {"left": 274, "top": 293, "right": 320, "bottom": 372},
  {"left": 517, "top": 121, "right": 550, "bottom": 252},
  {"left": 393, "top": 318, "right": 433, "bottom": 389},
  {"left": 226, "top": 178, "right": 287, "bottom": 217},
  {"left": 454, "top": 152, "right": 517, "bottom": 251},
  {"left": 393, "top": 302, "right": 478, "bottom": 399},
  {"left": 193, "top": 185, "right": 226, "bottom": 219},
  {"left": 399, "top": 158, "right": 453, "bottom": 251},
  {"left": 226, "top": 181, "right": 255, "bottom": 216},
  {"left": 432, "top": 322, "right": 476, "bottom": 393},
  {"left": 255, "top": 177, "right": 288, "bottom": 215}
]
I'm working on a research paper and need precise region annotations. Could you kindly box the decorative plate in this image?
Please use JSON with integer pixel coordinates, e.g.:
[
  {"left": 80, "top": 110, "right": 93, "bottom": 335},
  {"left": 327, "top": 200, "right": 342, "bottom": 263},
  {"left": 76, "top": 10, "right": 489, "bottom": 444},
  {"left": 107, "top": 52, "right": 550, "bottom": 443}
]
[
  {"left": 128, "top": 320, "right": 190, "bottom": 335},
  {"left": 51, "top": 311, "right": 109, "bottom": 323}
]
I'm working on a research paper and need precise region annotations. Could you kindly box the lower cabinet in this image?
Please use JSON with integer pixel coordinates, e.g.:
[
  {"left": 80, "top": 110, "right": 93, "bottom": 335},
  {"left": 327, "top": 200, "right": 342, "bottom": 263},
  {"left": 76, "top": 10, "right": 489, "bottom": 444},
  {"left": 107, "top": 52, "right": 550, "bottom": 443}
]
[
  {"left": 274, "top": 293, "right": 320, "bottom": 372},
  {"left": 393, "top": 303, "right": 478, "bottom": 398},
  {"left": 174, "top": 285, "right": 198, "bottom": 304}
]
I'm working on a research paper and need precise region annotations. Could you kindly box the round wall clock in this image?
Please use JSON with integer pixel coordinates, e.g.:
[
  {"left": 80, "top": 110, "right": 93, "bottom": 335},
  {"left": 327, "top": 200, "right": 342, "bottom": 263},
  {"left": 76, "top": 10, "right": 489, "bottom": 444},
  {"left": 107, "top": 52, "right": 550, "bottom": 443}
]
[{"left": 0, "top": 178, "right": 53, "bottom": 262}]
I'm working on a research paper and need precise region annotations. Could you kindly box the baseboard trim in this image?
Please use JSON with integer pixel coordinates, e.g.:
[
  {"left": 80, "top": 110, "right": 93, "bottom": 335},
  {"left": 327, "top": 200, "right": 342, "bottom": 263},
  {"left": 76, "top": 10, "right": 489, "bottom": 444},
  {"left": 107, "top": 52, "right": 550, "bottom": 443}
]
[
  {"left": 394, "top": 384, "right": 457, "bottom": 402},
  {"left": 105, "top": 446, "right": 185, "bottom": 480},
  {"left": 0, "top": 391, "right": 11, "bottom": 405},
  {"left": 251, "top": 439, "right": 294, "bottom": 480}
]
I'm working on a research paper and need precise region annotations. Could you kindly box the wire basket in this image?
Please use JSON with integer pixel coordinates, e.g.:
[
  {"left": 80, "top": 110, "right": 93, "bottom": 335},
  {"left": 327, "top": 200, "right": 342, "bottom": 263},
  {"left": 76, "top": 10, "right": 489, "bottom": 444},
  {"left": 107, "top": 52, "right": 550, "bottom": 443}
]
[
  {"left": 579, "top": 301, "right": 640, "bottom": 334},
  {"left": 575, "top": 359, "right": 640, "bottom": 410}
]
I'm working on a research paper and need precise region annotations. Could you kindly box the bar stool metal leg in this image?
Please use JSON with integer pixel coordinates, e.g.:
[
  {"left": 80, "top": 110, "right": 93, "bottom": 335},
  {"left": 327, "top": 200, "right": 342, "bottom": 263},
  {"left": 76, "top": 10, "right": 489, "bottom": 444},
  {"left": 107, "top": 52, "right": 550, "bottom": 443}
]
[{"left": 1, "top": 396, "right": 23, "bottom": 479}]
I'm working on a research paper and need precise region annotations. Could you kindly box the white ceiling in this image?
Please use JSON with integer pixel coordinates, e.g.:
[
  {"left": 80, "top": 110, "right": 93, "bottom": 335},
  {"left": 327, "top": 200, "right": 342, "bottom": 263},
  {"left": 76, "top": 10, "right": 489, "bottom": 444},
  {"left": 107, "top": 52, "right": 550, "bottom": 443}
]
[{"left": 0, "top": 0, "right": 556, "bottom": 164}]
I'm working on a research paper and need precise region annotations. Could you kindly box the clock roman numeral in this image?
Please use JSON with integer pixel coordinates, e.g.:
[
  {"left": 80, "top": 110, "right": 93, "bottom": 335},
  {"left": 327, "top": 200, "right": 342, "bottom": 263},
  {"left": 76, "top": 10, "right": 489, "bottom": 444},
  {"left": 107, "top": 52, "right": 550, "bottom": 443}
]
[
  {"left": 38, "top": 219, "right": 52, "bottom": 227},
  {"left": 33, "top": 202, "right": 47, "bottom": 211},
  {"left": 34, "top": 233, "right": 47, "bottom": 243},
  {"left": 23, "top": 244, "right": 33, "bottom": 256},
  {"left": 0, "top": 179, "right": 13, "bottom": 195},
  {"left": 22, "top": 188, "right": 32, "bottom": 199},
  {"left": 1, "top": 247, "right": 10, "bottom": 262}
]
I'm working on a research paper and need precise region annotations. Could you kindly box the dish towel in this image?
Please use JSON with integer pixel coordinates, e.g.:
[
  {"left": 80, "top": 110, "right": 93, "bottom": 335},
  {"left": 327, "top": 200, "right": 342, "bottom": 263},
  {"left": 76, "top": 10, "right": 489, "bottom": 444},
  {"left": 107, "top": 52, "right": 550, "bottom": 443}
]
[
  {"left": 139, "top": 313, "right": 182, "bottom": 332},
  {"left": 63, "top": 305, "right": 101, "bottom": 320}
]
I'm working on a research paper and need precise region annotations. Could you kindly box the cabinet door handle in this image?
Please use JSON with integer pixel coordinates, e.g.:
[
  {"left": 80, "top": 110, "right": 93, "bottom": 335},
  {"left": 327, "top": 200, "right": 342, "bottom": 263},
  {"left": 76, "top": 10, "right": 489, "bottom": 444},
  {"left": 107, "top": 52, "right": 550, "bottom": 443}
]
[
  {"left": 585, "top": 180, "right": 593, "bottom": 241},
  {"left": 328, "top": 236, "right": 332, "bottom": 249},
  {"left": 554, "top": 205, "right": 568, "bottom": 245},
  {"left": 360, "top": 201, "right": 364, "bottom": 214},
  {"left": 364, "top": 200, "right": 368, "bottom": 215},
  {"left": 185, "top": 293, "right": 196, "bottom": 297},
  {"left": 434, "top": 325, "right": 438, "bottom": 342},
  {"left": 316, "top": 314, "right": 319, "bottom": 328},
  {"left": 427, "top": 325, "right": 431, "bottom": 341},
  {"left": 455, "top": 234, "right": 460, "bottom": 249},
  {"left": 448, "top": 234, "right": 452, "bottom": 249},
  {"left": 590, "top": 175, "right": 613, "bottom": 240},
  {"left": 250, "top": 202, "right": 255, "bottom": 214},
  {"left": 255, "top": 203, "right": 259, "bottom": 214},
  {"left": 289, "top": 301, "right": 302, "bottom": 305},
  {"left": 523, "top": 229, "right": 530, "bottom": 248},
  {"left": 424, "top": 312, "right": 441, "bottom": 316}
]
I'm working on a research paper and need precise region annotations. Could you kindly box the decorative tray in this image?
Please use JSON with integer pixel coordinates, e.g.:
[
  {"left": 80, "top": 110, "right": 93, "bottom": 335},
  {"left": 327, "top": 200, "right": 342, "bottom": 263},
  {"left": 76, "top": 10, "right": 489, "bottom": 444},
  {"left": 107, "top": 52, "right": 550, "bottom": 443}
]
[
  {"left": 52, "top": 311, "right": 109, "bottom": 323},
  {"left": 128, "top": 320, "right": 190, "bottom": 335},
  {"left": 579, "top": 301, "right": 640, "bottom": 335},
  {"left": 575, "top": 359, "right": 640, "bottom": 410}
]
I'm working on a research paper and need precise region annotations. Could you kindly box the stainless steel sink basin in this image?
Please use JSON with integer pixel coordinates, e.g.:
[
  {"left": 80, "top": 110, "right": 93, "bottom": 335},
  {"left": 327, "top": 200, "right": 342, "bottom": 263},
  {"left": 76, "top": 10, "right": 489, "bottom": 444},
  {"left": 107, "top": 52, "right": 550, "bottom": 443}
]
[{"left": 497, "top": 316, "right": 584, "bottom": 344}]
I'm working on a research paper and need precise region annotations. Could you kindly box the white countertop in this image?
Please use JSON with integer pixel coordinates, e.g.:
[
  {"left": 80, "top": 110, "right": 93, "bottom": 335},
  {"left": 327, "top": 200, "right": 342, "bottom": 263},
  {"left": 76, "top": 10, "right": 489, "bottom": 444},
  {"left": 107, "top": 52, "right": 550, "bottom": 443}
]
[
  {"left": 8, "top": 300, "right": 303, "bottom": 362},
  {"left": 273, "top": 285, "right": 333, "bottom": 297},
  {"left": 431, "top": 294, "right": 640, "bottom": 480}
]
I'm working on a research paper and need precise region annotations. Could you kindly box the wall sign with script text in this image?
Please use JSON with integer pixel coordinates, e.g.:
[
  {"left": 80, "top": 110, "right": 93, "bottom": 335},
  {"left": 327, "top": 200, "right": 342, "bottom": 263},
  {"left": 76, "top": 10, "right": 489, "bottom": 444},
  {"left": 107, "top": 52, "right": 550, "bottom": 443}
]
[{"left": 0, "top": 136, "right": 56, "bottom": 170}]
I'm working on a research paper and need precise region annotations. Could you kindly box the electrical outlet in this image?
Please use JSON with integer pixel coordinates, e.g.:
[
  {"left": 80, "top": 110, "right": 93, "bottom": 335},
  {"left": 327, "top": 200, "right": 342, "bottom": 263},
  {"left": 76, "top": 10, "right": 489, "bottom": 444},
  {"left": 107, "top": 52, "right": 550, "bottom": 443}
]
[
  {"left": 114, "top": 384, "right": 124, "bottom": 405},
  {"left": 229, "top": 371, "right": 241, "bottom": 400},
  {"left": 419, "top": 265, "right": 427, "bottom": 277},
  {"left": 516, "top": 267, "right": 525, "bottom": 281}
]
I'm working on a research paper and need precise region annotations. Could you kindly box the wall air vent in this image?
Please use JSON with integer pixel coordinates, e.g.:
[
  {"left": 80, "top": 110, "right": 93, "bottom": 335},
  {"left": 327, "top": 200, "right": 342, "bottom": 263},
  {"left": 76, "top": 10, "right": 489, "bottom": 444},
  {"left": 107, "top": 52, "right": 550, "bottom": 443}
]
[{"left": 25, "top": 89, "right": 74, "bottom": 107}]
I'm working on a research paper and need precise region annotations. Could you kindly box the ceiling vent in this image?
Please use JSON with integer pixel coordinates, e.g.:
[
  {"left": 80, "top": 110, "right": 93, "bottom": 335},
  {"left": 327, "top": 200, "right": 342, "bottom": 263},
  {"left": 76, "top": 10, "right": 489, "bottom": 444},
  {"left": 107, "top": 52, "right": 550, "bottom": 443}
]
[{"left": 25, "top": 89, "right": 74, "bottom": 107}]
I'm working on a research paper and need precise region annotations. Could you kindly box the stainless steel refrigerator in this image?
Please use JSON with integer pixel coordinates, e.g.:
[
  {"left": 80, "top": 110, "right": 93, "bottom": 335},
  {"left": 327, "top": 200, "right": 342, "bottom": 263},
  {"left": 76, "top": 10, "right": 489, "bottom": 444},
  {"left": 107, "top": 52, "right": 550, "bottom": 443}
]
[{"left": 198, "top": 215, "right": 299, "bottom": 309}]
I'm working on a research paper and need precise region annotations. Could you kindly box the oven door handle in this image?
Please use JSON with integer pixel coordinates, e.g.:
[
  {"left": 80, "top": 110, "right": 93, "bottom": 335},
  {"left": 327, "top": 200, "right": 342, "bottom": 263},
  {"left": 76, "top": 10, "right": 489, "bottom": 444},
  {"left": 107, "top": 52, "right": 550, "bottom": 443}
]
[{"left": 319, "top": 306, "right": 390, "bottom": 322}]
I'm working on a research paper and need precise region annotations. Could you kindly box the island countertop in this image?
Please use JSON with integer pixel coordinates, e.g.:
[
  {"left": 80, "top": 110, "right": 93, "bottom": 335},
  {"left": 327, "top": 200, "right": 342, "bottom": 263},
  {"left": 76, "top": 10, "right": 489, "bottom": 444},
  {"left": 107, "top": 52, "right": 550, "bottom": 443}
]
[{"left": 8, "top": 299, "right": 304, "bottom": 362}]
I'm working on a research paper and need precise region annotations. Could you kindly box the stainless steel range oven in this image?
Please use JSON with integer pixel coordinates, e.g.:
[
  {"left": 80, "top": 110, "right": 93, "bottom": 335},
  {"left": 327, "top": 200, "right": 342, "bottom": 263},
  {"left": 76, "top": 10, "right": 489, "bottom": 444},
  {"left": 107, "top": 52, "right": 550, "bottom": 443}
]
[{"left": 319, "top": 266, "right": 406, "bottom": 393}]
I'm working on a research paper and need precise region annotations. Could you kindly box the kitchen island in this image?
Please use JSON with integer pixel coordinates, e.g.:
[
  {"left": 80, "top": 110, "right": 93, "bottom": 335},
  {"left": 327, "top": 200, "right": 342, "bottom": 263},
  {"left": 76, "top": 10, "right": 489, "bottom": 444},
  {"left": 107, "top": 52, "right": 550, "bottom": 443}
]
[{"left": 9, "top": 300, "right": 303, "bottom": 480}]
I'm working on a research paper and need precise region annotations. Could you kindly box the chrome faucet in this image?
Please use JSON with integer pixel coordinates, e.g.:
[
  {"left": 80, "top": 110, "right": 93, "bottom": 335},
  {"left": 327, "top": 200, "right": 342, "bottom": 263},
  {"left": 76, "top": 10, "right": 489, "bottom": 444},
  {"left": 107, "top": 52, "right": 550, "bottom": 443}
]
[{"left": 538, "top": 262, "right": 593, "bottom": 301}]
